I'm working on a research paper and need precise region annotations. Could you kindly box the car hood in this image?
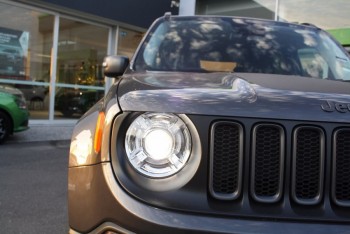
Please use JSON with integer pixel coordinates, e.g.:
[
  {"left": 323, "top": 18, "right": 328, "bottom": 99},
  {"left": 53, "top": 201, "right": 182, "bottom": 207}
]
[
  {"left": 0, "top": 85, "right": 23, "bottom": 96},
  {"left": 118, "top": 72, "right": 350, "bottom": 123}
]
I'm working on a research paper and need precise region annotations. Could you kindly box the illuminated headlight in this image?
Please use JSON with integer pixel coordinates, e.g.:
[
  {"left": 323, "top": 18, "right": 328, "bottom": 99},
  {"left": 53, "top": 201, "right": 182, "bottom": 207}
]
[{"left": 125, "top": 113, "right": 191, "bottom": 178}]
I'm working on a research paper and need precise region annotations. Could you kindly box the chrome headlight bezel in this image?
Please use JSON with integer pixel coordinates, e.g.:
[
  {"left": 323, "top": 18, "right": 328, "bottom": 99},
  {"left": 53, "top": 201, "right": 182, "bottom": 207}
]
[
  {"left": 111, "top": 112, "right": 201, "bottom": 192},
  {"left": 125, "top": 112, "right": 192, "bottom": 178}
]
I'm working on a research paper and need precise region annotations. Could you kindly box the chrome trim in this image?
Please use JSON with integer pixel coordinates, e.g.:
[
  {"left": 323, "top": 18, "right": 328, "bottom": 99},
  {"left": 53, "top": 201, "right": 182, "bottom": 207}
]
[
  {"left": 69, "top": 221, "right": 134, "bottom": 234},
  {"left": 111, "top": 113, "right": 202, "bottom": 192}
]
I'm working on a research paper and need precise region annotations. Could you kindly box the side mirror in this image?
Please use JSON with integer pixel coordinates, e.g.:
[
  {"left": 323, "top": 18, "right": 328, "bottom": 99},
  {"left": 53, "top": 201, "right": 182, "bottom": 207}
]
[{"left": 103, "top": 55, "right": 129, "bottom": 77}]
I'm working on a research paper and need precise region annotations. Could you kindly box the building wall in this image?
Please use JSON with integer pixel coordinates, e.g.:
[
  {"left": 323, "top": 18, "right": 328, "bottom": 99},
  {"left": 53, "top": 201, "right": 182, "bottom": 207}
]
[
  {"left": 196, "top": 0, "right": 274, "bottom": 19},
  {"left": 15, "top": 0, "right": 178, "bottom": 28}
]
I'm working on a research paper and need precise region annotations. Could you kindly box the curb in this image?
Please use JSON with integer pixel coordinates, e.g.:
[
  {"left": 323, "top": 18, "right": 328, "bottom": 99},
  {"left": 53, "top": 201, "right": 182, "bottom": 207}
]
[
  {"left": 4, "top": 139, "right": 71, "bottom": 146},
  {"left": 4, "top": 124, "right": 74, "bottom": 145}
]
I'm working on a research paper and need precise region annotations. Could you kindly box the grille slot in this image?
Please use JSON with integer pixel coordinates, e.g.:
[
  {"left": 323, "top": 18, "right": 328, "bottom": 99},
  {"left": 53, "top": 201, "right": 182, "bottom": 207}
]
[
  {"left": 251, "top": 124, "right": 284, "bottom": 203},
  {"left": 209, "top": 120, "right": 350, "bottom": 210},
  {"left": 292, "top": 126, "right": 325, "bottom": 205},
  {"left": 209, "top": 122, "right": 243, "bottom": 200},
  {"left": 333, "top": 129, "right": 350, "bottom": 207}
]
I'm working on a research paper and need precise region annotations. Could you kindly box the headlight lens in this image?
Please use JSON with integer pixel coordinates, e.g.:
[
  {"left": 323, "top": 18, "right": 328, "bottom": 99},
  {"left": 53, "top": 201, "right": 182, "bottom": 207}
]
[
  {"left": 125, "top": 112, "right": 191, "bottom": 178},
  {"left": 15, "top": 95, "right": 27, "bottom": 110}
]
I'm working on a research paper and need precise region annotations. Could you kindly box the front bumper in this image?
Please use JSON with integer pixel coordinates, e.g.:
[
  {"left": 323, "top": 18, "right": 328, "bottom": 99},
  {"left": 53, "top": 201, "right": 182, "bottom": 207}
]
[
  {"left": 13, "top": 109, "right": 29, "bottom": 133},
  {"left": 68, "top": 162, "right": 350, "bottom": 234}
]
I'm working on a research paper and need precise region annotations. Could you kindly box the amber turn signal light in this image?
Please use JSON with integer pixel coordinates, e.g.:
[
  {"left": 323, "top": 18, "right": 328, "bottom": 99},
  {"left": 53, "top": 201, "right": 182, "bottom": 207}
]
[{"left": 94, "top": 112, "right": 105, "bottom": 153}]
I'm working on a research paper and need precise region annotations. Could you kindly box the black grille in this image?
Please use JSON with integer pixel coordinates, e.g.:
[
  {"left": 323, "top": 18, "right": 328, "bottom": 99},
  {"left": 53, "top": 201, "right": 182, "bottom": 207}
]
[
  {"left": 209, "top": 120, "right": 350, "bottom": 210},
  {"left": 209, "top": 122, "right": 243, "bottom": 200},
  {"left": 251, "top": 124, "right": 284, "bottom": 203},
  {"left": 333, "top": 129, "right": 350, "bottom": 207},
  {"left": 292, "top": 127, "right": 325, "bottom": 205}
]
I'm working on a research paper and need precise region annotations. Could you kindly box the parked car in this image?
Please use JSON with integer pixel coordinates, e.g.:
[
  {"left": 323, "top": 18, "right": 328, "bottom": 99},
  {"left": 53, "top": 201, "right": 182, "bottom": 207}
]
[
  {"left": 68, "top": 14, "right": 350, "bottom": 233},
  {"left": 0, "top": 85, "right": 29, "bottom": 143},
  {"left": 9, "top": 83, "right": 48, "bottom": 110},
  {"left": 55, "top": 88, "right": 104, "bottom": 117},
  {"left": 14, "top": 83, "right": 48, "bottom": 102}
]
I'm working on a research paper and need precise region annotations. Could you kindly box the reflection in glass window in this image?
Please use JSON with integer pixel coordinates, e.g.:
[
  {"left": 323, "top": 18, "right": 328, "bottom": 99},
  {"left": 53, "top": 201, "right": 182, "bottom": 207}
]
[
  {"left": 134, "top": 17, "right": 350, "bottom": 81},
  {"left": 54, "top": 18, "right": 109, "bottom": 120},
  {"left": 118, "top": 28, "right": 144, "bottom": 59},
  {"left": 0, "top": 2, "right": 53, "bottom": 119},
  {"left": 54, "top": 87, "right": 104, "bottom": 119},
  {"left": 56, "top": 18, "right": 109, "bottom": 87},
  {"left": 278, "top": 0, "right": 350, "bottom": 30},
  {"left": 298, "top": 49, "right": 328, "bottom": 79}
]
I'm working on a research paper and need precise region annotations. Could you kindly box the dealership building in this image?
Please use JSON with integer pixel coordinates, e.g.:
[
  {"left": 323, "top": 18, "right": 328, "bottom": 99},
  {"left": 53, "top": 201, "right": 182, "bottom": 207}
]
[{"left": 0, "top": 0, "right": 349, "bottom": 124}]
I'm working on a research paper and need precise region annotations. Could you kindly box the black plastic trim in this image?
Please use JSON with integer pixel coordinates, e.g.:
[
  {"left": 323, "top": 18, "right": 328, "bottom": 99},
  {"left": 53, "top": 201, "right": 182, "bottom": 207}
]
[
  {"left": 291, "top": 126, "right": 325, "bottom": 205},
  {"left": 109, "top": 114, "right": 350, "bottom": 222},
  {"left": 250, "top": 123, "right": 285, "bottom": 203},
  {"left": 209, "top": 121, "right": 244, "bottom": 200},
  {"left": 332, "top": 128, "right": 350, "bottom": 207}
]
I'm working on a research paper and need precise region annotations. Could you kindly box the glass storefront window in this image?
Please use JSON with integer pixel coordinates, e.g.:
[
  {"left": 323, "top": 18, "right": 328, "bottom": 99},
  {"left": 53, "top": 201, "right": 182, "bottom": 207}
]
[
  {"left": 55, "top": 17, "right": 109, "bottom": 119},
  {"left": 0, "top": 1, "right": 158, "bottom": 122},
  {"left": 118, "top": 28, "right": 144, "bottom": 59},
  {"left": 0, "top": 2, "right": 53, "bottom": 119},
  {"left": 56, "top": 18, "right": 108, "bottom": 87},
  {"left": 54, "top": 86, "right": 104, "bottom": 119}
]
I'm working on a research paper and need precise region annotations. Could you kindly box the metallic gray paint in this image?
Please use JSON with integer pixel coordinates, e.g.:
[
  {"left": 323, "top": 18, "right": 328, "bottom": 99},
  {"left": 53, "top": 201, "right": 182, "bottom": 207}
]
[
  {"left": 69, "top": 82, "right": 121, "bottom": 167},
  {"left": 69, "top": 72, "right": 350, "bottom": 232},
  {"left": 118, "top": 72, "right": 350, "bottom": 123},
  {"left": 69, "top": 111, "right": 98, "bottom": 167},
  {"left": 68, "top": 162, "right": 350, "bottom": 234},
  {"left": 68, "top": 14, "right": 350, "bottom": 233}
]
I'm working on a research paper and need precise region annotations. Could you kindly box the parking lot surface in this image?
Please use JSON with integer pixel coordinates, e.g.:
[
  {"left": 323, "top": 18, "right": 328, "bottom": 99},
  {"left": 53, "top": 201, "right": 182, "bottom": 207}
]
[{"left": 0, "top": 141, "right": 70, "bottom": 233}]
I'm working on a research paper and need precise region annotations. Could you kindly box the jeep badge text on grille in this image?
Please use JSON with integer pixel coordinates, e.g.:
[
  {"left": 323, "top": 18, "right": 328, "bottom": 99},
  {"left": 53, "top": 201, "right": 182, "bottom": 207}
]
[{"left": 321, "top": 100, "right": 350, "bottom": 113}]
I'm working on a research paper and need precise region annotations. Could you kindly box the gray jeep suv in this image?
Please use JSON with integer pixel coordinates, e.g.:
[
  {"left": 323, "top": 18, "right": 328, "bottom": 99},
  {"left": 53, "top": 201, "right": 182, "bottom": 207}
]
[{"left": 68, "top": 14, "right": 350, "bottom": 233}]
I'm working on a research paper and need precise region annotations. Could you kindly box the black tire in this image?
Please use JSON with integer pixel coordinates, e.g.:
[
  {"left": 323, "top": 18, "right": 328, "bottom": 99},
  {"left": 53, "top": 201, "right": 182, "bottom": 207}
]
[{"left": 0, "top": 111, "right": 11, "bottom": 144}]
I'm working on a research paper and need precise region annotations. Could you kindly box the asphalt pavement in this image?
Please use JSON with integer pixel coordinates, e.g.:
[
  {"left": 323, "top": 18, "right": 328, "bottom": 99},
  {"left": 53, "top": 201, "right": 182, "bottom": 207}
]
[
  {"left": 0, "top": 140, "right": 70, "bottom": 233},
  {"left": 6, "top": 122, "right": 75, "bottom": 145},
  {"left": 1, "top": 122, "right": 74, "bottom": 233}
]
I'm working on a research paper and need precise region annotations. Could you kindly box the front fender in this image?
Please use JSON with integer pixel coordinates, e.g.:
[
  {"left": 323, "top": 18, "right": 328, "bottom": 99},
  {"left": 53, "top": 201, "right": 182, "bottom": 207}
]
[{"left": 69, "top": 85, "right": 121, "bottom": 168}]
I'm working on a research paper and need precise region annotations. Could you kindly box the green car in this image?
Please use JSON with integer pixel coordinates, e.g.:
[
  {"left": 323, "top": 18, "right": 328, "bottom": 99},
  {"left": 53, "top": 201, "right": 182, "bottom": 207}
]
[{"left": 0, "top": 85, "right": 29, "bottom": 143}]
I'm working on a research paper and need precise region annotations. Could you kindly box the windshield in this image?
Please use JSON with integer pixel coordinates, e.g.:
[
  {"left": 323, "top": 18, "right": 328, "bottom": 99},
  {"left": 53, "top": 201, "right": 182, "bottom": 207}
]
[{"left": 133, "top": 17, "right": 350, "bottom": 81}]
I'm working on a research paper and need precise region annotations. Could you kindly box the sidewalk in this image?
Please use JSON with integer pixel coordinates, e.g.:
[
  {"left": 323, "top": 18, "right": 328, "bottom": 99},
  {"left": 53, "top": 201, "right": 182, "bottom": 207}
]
[{"left": 7, "top": 122, "right": 75, "bottom": 144}]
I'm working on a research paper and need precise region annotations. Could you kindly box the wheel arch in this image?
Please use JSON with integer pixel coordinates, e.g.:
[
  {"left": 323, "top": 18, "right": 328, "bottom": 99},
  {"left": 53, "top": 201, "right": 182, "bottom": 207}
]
[{"left": 0, "top": 108, "right": 14, "bottom": 134}]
